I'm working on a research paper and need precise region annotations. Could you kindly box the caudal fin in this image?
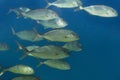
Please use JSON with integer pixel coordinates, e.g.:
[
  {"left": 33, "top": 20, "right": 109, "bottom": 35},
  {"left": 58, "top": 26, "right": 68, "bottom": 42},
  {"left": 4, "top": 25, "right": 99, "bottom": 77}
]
[
  {"left": 37, "top": 62, "right": 44, "bottom": 67},
  {"left": 7, "top": 8, "right": 14, "bottom": 15},
  {"left": 74, "top": 6, "right": 84, "bottom": 12},
  {"left": 15, "top": 41, "right": 29, "bottom": 60},
  {"left": 0, "top": 66, "right": 6, "bottom": 76},
  {"left": 11, "top": 27, "right": 16, "bottom": 35},
  {"left": 45, "top": 0, "right": 52, "bottom": 8},
  {"left": 0, "top": 71, "right": 5, "bottom": 76},
  {"left": 32, "top": 28, "right": 43, "bottom": 41}
]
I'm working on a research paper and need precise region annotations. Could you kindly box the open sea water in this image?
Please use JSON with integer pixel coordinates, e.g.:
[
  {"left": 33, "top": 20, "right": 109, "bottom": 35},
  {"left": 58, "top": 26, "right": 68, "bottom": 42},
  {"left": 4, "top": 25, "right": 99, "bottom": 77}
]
[{"left": 0, "top": 0, "right": 120, "bottom": 80}]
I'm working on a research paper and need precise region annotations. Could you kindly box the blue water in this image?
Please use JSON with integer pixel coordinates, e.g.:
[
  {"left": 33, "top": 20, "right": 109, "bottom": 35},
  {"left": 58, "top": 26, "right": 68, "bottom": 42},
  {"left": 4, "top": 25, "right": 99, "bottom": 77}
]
[{"left": 0, "top": 0, "right": 120, "bottom": 80}]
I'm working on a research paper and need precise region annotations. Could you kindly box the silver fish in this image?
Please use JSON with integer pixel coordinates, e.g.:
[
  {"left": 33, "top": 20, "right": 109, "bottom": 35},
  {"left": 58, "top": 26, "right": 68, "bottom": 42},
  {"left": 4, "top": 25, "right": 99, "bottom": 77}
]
[
  {"left": 21, "top": 9, "right": 59, "bottom": 20},
  {"left": 38, "top": 59, "right": 71, "bottom": 70},
  {"left": 45, "top": 0, "right": 82, "bottom": 8},
  {"left": 37, "top": 17, "right": 67, "bottom": 29},
  {"left": 0, "top": 64, "right": 34, "bottom": 76},
  {"left": 16, "top": 42, "right": 70, "bottom": 60},
  {"left": 79, "top": 5, "right": 118, "bottom": 17},
  {"left": 41, "top": 29, "right": 79, "bottom": 42}
]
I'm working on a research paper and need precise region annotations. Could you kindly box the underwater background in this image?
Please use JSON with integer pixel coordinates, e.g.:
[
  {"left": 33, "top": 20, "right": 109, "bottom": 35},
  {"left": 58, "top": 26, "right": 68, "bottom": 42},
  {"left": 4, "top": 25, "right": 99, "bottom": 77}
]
[{"left": 0, "top": 0, "right": 120, "bottom": 80}]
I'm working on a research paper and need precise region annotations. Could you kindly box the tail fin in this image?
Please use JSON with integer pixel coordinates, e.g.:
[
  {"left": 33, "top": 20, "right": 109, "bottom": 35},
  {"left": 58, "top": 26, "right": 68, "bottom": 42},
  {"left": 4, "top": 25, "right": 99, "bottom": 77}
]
[
  {"left": 0, "top": 66, "right": 6, "bottom": 76},
  {"left": 11, "top": 27, "right": 16, "bottom": 35},
  {"left": 74, "top": 6, "right": 84, "bottom": 12},
  {"left": 45, "top": 0, "right": 52, "bottom": 8},
  {"left": 7, "top": 8, "right": 23, "bottom": 19},
  {"left": 15, "top": 41, "right": 29, "bottom": 60},
  {"left": 32, "top": 28, "right": 43, "bottom": 41},
  {"left": 0, "top": 71, "right": 5, "bottom": 76},
  {"left": 37, "top": 62, "right": 44, "bottom": 67},
  {"left": 7, "top": 8, "right": 15, "bottom": 15},
  {"left": 79, "top": 6, "right": 84, "bottom": 10}
]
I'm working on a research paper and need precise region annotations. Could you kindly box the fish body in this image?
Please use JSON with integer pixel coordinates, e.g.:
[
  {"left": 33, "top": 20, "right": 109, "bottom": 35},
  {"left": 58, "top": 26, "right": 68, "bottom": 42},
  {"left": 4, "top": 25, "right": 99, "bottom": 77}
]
[
  {"left": 46, "top": 0, "right": 82, "bottom": 8},
  {"left": 28, "top": 45, "right": 70, "bottom": 59},
  {"left": 83, "top": 5, "right": 118, "bottom": 17},
  {"left": 0, "top": 64, "right": 34, "bottom": 76},
  {"left": 7, "top": 64, "right": 34, "bottom": 75},
  {"left": 22, "top": 9, "right": 59, "bottom": 20},
  {"left": 16, "top": 41, "right": 69, "bottom": 60},
  {"left": 38, "top": 59, "right": 71, "bottom": 70},
  {"left": 42, "top": 29, "right": 79, "bottom": 42}
]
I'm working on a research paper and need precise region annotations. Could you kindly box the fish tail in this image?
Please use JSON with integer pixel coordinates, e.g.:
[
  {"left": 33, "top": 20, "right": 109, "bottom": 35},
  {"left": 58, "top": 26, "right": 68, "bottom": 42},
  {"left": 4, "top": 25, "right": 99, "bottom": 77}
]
[
  {"left": 79, "top": 6, "right": 84, "bottom": 10},
  {"left": 7, "top": 8, "right": 22, "bottom": 19},
  {"left": 6, "top": 8, "right": 14, "bottom": 15},
  {"left": 0, "top": 67, "right": 6, "bottom": 76},
  {"left": 0, "top": 71, "right": 5, "bottom": 76},
  {"left": 37, "top": 62, "right": 44, "bottom": 67},
  {"left": 74, "top": 6, "right": 84, "bottom": 12},
  {"left": 15, "top": 41, "right": 29, "bottom": 60},
  {"left": 11, "top": 27, "right": 16, "bottom": 35},
  {"left": 45, "top": 0, "right": 52, "bottom": 8},
  {"left": 32, "top": 28, "right": 43, "bottom": 41}
]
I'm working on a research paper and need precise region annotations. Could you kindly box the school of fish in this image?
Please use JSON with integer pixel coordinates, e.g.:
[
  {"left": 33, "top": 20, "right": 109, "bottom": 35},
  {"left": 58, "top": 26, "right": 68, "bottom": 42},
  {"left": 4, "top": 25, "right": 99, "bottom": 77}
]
[{"left": 0, "top": 0, "right": 118, "bottom": 80}]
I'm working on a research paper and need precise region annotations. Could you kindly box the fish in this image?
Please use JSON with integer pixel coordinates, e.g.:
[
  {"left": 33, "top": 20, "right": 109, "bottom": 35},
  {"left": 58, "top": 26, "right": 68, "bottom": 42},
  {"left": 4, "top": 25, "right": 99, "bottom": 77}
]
[
  {"left": 77, "top": 5, "right": 118, "bottom": 17},
  {"left": 0, "top": 42, "right": 9, "bottom": 51},
  {"left": 11, "top": 76, "right": 41, "bottom": 80},
  {"left": 16, "top": 42, "right": 70, "bottom": 60},
  {"left": 45, "top": 0, "right": 82, "bottom": 8},
  {"left": 37, "top": 59, "right": 71, "bottom": 70},
  {"left": 0, "top": 64, "right": 34, "bottom": 76},
  {"left": 37, "top": 17, "right": 68, "bottom": 29},
  {"left": 39, "top": 29, "right": 79, "bottom": 42},
  {"left": 8, "top": 7, "right": 31, "bottom": 19},
  {"left": 11, "top": 27, "right": 42, "bottom": 42},
  {"left": 63, "top": 41, "right": 82, "bottom": 52},
  {"left": 21, "top": 9, "right": 59, "bottom": 20}
]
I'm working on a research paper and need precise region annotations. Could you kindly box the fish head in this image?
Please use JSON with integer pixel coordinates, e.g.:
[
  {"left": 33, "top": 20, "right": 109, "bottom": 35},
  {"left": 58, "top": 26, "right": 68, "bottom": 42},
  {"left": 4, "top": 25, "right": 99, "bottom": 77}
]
[
  {"left": 106, "top": 9, "right": 118, "bottom": 17},
  {"left": 65, "top": 32, "right": 79, "bottom": 41},
  {"left": 23, "top": 67, "right": 34, "bottom": 74},
  {"left": 56, "top": 18, "right": 68, "bottom": 27},
  {"left": 47, "top": 10, "right": 59, "bottom": 19}
]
